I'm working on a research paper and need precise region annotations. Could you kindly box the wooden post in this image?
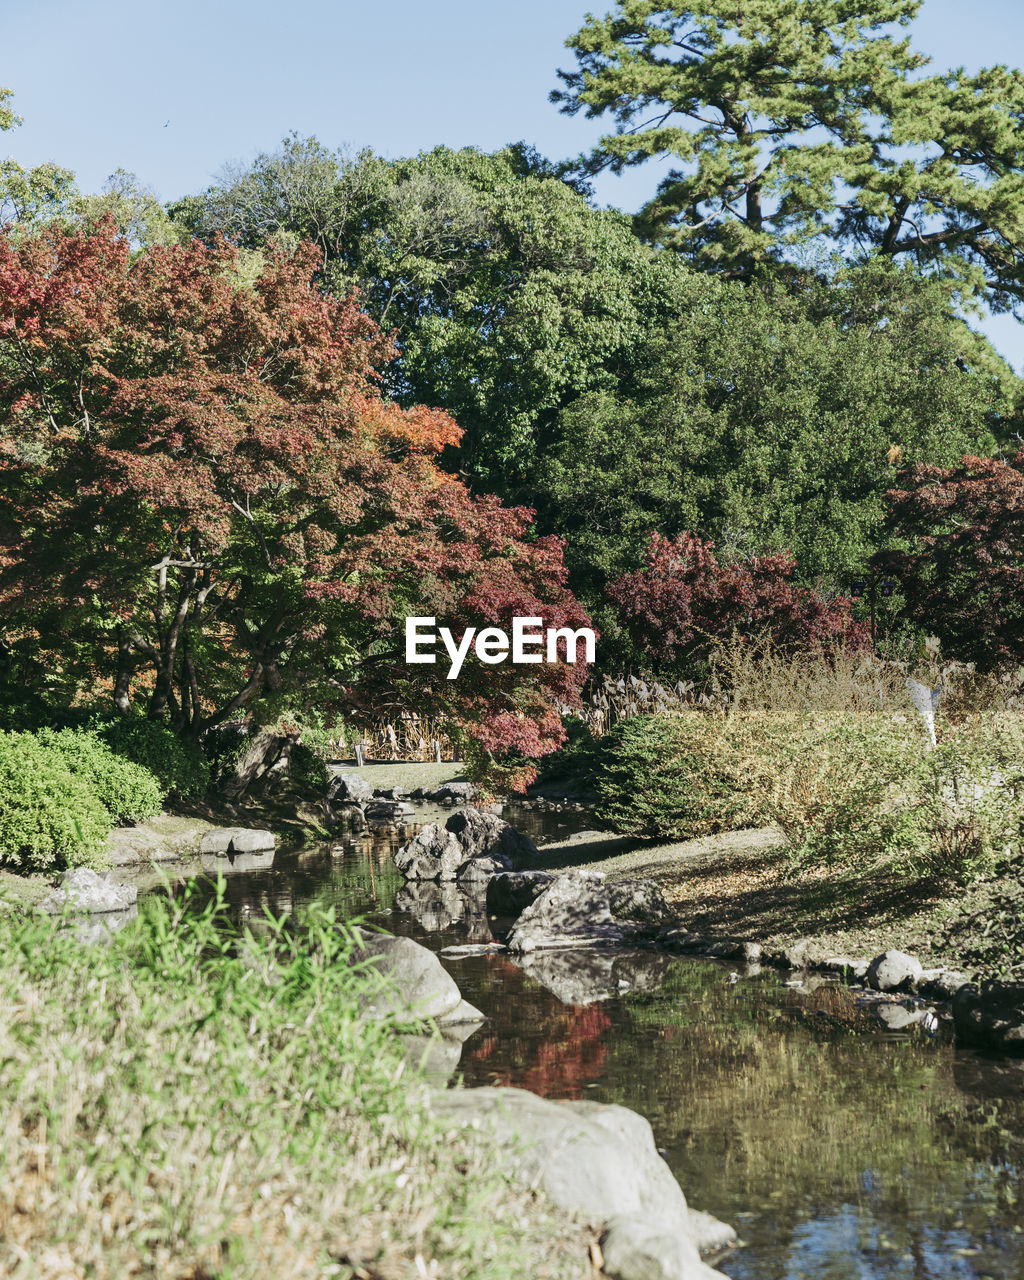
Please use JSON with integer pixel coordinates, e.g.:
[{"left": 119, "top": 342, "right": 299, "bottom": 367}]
[
  {"left": 355, "top": 743, "right": 364, "bottom": 768},
  {"left": 433, "top": 740, "right": 442, "bottom": 764}
]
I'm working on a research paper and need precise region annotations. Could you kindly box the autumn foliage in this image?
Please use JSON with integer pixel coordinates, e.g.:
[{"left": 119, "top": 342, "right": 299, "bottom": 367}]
[
  {"left": 609, "top": 532, "right": 868, "bottom": 671},
  {"left": 0, "top": 220, "right": 589, "bottom": 756},
  {"left": 874, "top": 452, "right": 1024, "bottom": 669}
]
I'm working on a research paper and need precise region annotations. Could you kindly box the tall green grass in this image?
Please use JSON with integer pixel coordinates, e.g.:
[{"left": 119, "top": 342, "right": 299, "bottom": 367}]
[{"left": 0, "top": 885, "right": 590, "bottom": 1279}]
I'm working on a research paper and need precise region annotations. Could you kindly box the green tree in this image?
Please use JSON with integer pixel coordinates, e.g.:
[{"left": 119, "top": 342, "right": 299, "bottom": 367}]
[
  {"left": 553, "top": 1, "right": 1024, "bottom": 313},
  {"left": 532, "top": 260, "right": 1015, "bottom": 609},
  {"left": 173, "top": 139, "right": 690, "bottom": 487},
  {"left": 0, "top": 87, "right": 78, "bottom": 228}
]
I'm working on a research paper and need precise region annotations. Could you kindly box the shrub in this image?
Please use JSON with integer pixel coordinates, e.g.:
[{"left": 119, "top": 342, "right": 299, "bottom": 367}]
[
  {"left": 748, "top": 714, "right": 923, "bottom": 869},
  {"left": 594, "top": 713, "right": 754, "bottom": 839},
  {"left": 0, "top": 732, "right": 111, "bottom": 872},
  {"left": 96, "top": 716, "right": 210, "bottom": 800},
  {"left": 35, "top": 729, "right": 164, "bottom": 826},
  {"left": 900, "top": 713, "right": 1024, "bottom": 882},
  {"left": 287, "top": 741, "right": 330, "bottom": 791}
]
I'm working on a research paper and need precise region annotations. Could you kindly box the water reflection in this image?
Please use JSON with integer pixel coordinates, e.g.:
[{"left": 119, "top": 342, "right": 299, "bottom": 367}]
[{"left": 167, "top": 818, "right": 1024, "bottom": 1280}]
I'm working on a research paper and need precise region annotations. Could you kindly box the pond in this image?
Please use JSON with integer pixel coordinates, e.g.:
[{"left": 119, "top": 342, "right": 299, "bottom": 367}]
[{"left": 174, "top": 806, "right": 1024, "bottom": 1280}]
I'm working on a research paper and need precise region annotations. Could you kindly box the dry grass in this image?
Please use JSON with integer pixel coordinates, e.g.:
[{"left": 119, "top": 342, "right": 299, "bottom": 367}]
[{"left": 0, "top": 888, "right": 597, "bottom": 1280}]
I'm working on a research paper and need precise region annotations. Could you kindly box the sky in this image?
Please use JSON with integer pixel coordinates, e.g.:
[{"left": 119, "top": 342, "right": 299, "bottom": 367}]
[{"left": 5, "top": 0, "right": 1024, "bottom": 367}]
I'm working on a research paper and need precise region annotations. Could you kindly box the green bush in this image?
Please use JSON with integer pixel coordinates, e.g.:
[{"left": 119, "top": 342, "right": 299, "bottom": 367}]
[
  {"left": 35, "top": 729, "right": 164, "bottom": 825},
  {"left": 96, "top": 716, "right": 210, "bottom": 800},
  {"left": 0, "top": 732, "right": 111, "bottom": 872},
  {"left": 288, "top": 741, "right": 329, "bottom": 791},
  {"left": 900, "top": 713, "right": 1024, "bottom": 883},
  {"left": 594, "top": 713, "right": 754, "bottom": 839},
  {"left": 750, "top": 714, "right": 922, "bottom": 869}
]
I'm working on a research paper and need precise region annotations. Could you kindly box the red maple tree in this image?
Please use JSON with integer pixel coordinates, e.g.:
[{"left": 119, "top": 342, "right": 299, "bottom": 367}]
[
  {"left": 609, "top": 532, "right": 867, "bottom": 671},
  {"left": 873, "top": 451, "right": 1024, "bottom": 669},
  {"left": 0, "top": 219, "right": 589, "bottom": 756}
]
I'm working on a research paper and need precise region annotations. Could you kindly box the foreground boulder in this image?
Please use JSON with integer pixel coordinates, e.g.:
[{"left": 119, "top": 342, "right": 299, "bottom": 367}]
[
  {"left": 507, "top": 870, "right": 624, "bottom": 954},
  {"left": 608, "top": 878, "right": 673, "bottom": 927},
  {"left": 394, "top": 808, "right": 539, "bottom": 884},
  {"left": 40, "top": 868, "right": 138, "bottom": 915},
  {"left": 430, "top": 1086, "right": 731, "bottom": 1279},
  {"left": 351, "top": 930, "right": 485, "bottom": 1026},
  {"left": 953, "top": 981, "right": 1024, "bottom": 1051}
]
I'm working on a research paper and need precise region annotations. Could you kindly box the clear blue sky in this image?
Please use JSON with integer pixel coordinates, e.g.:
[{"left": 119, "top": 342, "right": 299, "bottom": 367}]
[{"left": 5, "top": 0, "right": 1024, "bottom": 367}]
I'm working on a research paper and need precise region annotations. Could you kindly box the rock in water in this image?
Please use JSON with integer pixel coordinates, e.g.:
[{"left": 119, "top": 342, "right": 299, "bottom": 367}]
[
  {"left": 506, "top": 870, "right": 624, "bottom": 954},
  {"left": 199, "top": 827, "right": 276, "bottom": 855},
  {"left": 40, "top": 868, "right": 138, "bottom": 915},
  {"left": 953, "top": 982, "right": 1024, "bottom": 1050},
  {"left": 351, "top": 930, "right": 484, "bottom": 1025},
  {"left": 429, "top": 1086, "right": 731, "bottom": 1278},
  {"left": 866, "top": 949, "right": 923, "bottom": 993},
  {"left": 327, "top": 771, "right": 375, "bottom": 804},
  {"left": 394, "top": 824, "right": 465, "bottom": 881},
  {"left": 430, "top": 780, "right": 478, "bottom": 803},
  {"left": 394, "top": 809, "right": 539, "bottom": 883},
  {"left": 486, "top": 870, "right": 556, "bottom": 918}
]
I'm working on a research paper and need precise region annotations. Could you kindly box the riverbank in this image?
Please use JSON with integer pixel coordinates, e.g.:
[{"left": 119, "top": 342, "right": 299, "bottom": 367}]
[
  {"left": 0, "top": 892, "right": 600, "bottom": 1280},
  {"left": 543, "top": 824, "right": 1020, "bottom": 980}
]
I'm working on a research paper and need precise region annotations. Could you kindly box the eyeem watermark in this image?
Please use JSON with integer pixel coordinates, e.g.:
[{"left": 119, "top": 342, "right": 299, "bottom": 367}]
[{"left": 405, "top": 616, "right": 596, "bottom": 680}]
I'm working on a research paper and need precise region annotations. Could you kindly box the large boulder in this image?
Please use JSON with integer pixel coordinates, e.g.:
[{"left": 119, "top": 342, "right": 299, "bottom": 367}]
[
  {"left": 429, "top": 1087, "right": 730, "bottom": 1279},
  {"left": 363, "top": 799, "right": 416, "bottom": 825},
  {"left": 507, "top": 871, "right": 624, "bottom": 954},
  {"left": 351, "top": 931, "right": 485, "bottom": 1026},
  {"left": 199, "top": 827, "right": 276, "bottom": 855},
  {"left": 866, "top": 949, "right": 923, "bottom": 993},
  {"left": 328, "top": 771, "right": 375, "bottom": 804},
  {"left": 487, "top": 870, "right": 556, "bottom": 918},
  {"left": 431, "top": 780, "right": 478, "bottom": 804},
  {"left": 40, "top": 868, "right": 138, "bottom": 915},
  {"left": 952, "top": 982, "right": 1024, "bottom": 1050},
  {"left": 394, "top": 809, "right": 539, "bottom": 883},
  {"left": 394, "top": 824, "right": 465, "bottom": 881}
]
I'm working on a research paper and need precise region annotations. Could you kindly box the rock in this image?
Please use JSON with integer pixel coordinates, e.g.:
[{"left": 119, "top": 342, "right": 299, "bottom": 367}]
[
  {"left": 430, "top": 780, "right": 478, "bottom": 803},
  {"left": 952, "top": 982, "right": 1024, "bottom": 1050},
  {"left": 486, "top": 870, "right": 556, "bottom": 918},
  {"left": 445, "top": 807, "right": 538, "bottom": 868},
  {"left": 199, "top": 827, "right": 276, "bottom": 855},
  {"left": 507, "top": 871, "right": 624, "bottom": 955},
  {"left": 917, "top": 969, "right": 970, "bottom": 1000},
  {"left": 363, "top": 800, "right": 416, "bottom": 824},
  {"left": 778, "top": 938, "right": 832, "bottom": 970},
  {"left": 394, "top": 810, "right": 539, "bottom": 883},
  {"left": 352, "top": 931, "right": 468, "bottom": 1023},
  {"left": 430, "top": 1087, "right": 729, "bottom": 1277},
  {"left": 608, "top": 879, "right": 673, "bottom": 926},
  {"left": 328, "top": 771, "right": 375, "bottom": 804},
  {"left": 373, "top": 786, "right": 410, "bottom": 801},
  {"left": 866, "top": 949, "right": 923, "bottom": 993},
  {"left": 40, "top": 867, "right": 138, "bottom": 915},
  {"left": 601, "top": 1215, "right": 723, "bottom": 1280},
  {"left": 821, "top": 956, "right": 870, "bottom": 980},
  {"left": 394, "top": 824, "right": 465, "bottom": 881},
  {"left": 686, "top": 1209, "right": 738, "bottom": 1256}
]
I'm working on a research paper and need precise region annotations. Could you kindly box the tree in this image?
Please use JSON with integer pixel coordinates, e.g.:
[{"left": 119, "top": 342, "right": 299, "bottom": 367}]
[
  {"left": 0, "top": 87, "right": 78, "bottom": 229},
  {"left": 609, "top": 532, "right": 868, "bottom": 673},
  {"left": 531, "top": 260, "right": 1013, "bottom": 610},
  {"left": 553, "top": 1, "right": 1024, "bottom": 312},
  {"left": 0, "top": 220, "right": 590, "bottom": 761},
  {"left": 873, "top": 451, "right": 1024, "bottom": 669},
  {"left": 173, "top": 140, "right": 690, "bottom": 487}
]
